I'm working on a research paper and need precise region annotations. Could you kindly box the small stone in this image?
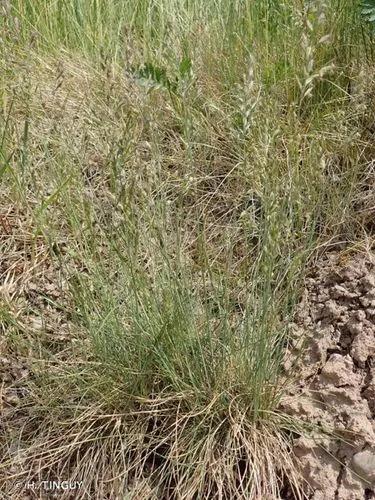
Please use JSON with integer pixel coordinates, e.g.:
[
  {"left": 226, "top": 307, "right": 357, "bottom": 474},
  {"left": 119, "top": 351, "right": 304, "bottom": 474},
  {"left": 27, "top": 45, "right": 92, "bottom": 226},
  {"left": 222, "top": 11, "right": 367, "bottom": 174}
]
[{"left": 352, "top": 449, "right": 375, "bottom": 483}]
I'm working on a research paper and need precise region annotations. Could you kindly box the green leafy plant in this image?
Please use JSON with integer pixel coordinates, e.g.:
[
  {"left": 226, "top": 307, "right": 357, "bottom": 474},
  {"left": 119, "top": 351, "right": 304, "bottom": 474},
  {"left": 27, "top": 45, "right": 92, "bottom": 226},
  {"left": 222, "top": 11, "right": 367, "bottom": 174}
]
[
  {"left": 134, "top": 62, "right": 176, "bottom": 91},
  {"left": 178, "top": 56, "right": 192, "bottom": 79},
  {"left": 133, "top": 57, "right": 192, "bottom": 94},
  {"left": 361, "top": 0, "right": 375, "bottom": 25}
]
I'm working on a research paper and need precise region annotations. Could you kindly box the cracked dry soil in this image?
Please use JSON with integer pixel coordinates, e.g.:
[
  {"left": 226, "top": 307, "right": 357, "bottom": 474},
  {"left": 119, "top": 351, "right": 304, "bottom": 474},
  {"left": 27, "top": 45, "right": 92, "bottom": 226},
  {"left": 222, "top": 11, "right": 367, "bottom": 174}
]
[{"left": 282, "top": 251, "right": 375, "bottom": 500}]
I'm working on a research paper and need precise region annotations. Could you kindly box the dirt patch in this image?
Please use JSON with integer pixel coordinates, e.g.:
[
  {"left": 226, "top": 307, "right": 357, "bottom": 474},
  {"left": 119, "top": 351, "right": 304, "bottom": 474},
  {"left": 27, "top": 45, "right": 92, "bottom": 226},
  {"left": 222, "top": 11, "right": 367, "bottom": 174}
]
[{"left": 282, "top": 251, "right": 375, "bottom": 499}]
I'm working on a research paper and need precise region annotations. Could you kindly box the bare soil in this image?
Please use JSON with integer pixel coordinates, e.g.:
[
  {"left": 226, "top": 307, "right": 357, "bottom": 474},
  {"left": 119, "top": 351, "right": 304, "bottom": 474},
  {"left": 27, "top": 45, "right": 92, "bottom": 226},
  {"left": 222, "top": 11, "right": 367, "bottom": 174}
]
[{"left": 282, "top": 251, "right": 375, "bottom": 499}]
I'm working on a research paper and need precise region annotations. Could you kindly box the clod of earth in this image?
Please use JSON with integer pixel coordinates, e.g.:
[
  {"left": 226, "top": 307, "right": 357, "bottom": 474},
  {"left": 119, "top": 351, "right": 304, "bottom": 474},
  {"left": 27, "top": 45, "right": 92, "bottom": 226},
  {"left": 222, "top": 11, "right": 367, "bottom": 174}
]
[{"left": 352, "top": 449, "right": 375, "bottom": 484}]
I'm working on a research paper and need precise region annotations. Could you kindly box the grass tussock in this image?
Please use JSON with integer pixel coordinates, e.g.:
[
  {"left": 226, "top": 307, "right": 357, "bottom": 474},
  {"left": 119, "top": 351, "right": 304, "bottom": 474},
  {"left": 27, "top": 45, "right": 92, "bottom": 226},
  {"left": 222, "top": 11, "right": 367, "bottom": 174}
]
[{"left": 1, "top": 1, "right": 375, "bottom": 498}]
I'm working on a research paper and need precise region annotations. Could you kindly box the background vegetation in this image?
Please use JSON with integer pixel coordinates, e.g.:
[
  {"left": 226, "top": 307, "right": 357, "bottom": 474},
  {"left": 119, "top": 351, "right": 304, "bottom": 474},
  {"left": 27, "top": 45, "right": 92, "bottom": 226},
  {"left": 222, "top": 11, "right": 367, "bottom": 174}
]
[{"left": 1, "top": 0, "right": 374, "bottom": 498}]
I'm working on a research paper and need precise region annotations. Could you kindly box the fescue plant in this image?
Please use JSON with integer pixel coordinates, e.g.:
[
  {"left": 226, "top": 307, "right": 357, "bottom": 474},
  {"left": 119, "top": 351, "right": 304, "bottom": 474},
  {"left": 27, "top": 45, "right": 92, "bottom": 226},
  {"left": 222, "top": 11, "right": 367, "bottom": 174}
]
[{"left": 1, "top": 1, "right": 375, "bottom": 498}]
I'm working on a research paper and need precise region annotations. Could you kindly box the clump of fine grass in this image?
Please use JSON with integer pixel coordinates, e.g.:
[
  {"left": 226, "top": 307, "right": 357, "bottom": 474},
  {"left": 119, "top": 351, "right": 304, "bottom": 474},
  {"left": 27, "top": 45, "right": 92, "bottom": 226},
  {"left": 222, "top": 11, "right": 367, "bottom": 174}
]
[
  {"left": 1, "top": 1, "right": 375, "bottom": 498},
  {"left": 3, "top": 359, "right": 305, "bottom": 498}
]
